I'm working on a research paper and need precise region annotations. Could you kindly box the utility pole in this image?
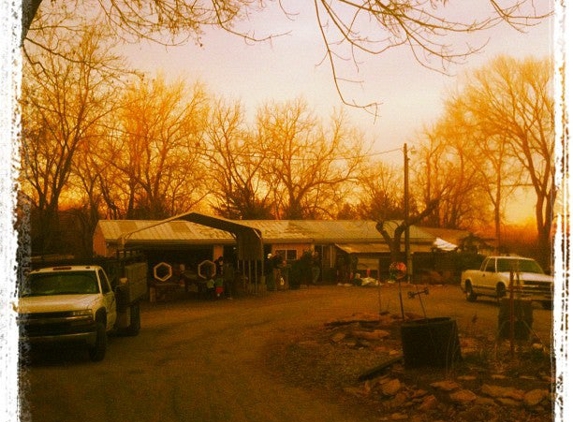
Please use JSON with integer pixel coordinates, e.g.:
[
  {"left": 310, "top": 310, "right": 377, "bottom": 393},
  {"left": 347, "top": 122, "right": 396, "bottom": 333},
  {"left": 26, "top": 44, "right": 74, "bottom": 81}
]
[{"left": 404, "top": 143, "right": 411, "bottom": 283}]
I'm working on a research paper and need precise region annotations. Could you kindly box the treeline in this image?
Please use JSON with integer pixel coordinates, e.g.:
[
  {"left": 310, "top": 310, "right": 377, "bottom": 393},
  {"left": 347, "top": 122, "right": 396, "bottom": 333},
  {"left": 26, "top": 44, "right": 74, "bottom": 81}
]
[{"left": 19, "top": 11, "right": 555, "bottom": 264}]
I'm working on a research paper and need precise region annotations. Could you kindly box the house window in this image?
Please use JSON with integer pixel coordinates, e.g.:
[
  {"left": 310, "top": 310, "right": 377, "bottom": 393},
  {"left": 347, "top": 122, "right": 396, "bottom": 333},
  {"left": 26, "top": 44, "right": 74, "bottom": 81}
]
[{"left": 276, "top": 249, "right": 297, "bottom": 261}]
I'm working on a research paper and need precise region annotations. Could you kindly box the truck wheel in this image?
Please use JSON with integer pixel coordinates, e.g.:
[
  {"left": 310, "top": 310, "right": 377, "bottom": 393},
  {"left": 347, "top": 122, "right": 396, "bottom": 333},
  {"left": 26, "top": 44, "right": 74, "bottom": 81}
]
[
  {"left": 89, "top": 322, "right": 107, "bottom": 362},
  {"left": 125, "top": 303, "right": 141, "bottom": 336},
  {"left": 496, "top": 283, "right": 507, "bottom": 300},
  {"left": 541, "top": 301, "right": 553, "bottom": 310},
  {"left": 465, "top": 281, "right": 477, "bottom": 302}
]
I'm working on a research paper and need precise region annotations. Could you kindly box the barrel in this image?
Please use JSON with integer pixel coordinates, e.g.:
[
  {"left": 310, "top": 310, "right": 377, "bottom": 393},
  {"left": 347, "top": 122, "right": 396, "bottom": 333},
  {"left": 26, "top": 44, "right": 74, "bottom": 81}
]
[{"left": 400, "top": 317, "right": 462, "bottom": 369}]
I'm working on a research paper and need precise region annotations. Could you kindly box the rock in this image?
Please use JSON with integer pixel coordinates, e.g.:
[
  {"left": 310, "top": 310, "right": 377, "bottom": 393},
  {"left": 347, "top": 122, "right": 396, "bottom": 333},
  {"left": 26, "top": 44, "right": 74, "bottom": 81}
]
[
  {"left": 330, "top": 332, "right": 346, "bottom": 343},
  {"left": 325, "top": 312, "right": 381, "bottom": 327},
  {"left": 390, "top": 412, "right": 409, "bottom": 420},
  {"left": 388, "top": 392, "right": 409, "bottom": 408},
  {"left": 532, "top": 342, "right": 545, "bottom": 351},
  {"left": 411, "top": 388, "right": 429, "bottom": 399},
  {"left": 474, "top": 396, "right": 497, "bottom": 407},
  {"left": 342, "top": 386, "right": 365, "bottom": 397},
  {"left": 496, "top": 397, "right": 521, "bottom": 407},
  {"left": 378, "top": 315, "right": 396, "bottom": 327},
  {"left": 351, "top": 329, "right": 391, "bottom": 340},
  {"left": 458, "top": 405, "right": 492, "bottom": 422},
  {"left": 375, "top": 375, "right": 391, "bottom": 385},
  {"left": 418, "top": 394, "right": 439, "bottom": 411},
  {"left": 353, "top": 339, "right": 371, "bottom": 349},
  {"left": 523, "top": 389, "right": 548, "bottom": 407},
  {"left": 431, "top": 380, "right": 461, "bottom": 392},
  {"left": 457, "top": 375, "right": 477, "bottom": 381},
  {"left": 481, "top": 384, "right": 524, "bottom": 401},
  {"left": 450, "top": 389, "right": 477, "bottom": 404},
  {"left": 381, "top": 378, "right": 402, "bottom": 396}
]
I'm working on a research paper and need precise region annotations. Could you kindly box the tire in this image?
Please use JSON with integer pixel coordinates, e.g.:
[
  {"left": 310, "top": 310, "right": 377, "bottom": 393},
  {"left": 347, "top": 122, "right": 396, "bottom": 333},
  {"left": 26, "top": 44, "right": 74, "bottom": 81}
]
[
  {"left": 89, "top": 322, "right": 107, "bottom": 362},
  {"left": 465, "top": 281, "right": 477, "bottom": 302},
  {"left": 541, "top": 301, "right": 553, "bottom": 310},
  {"left": 496, "top": 283, "right": 507, "bottom": 301},
  {"left": 124, "top": 303, "right": 141, "bottom": 336}
]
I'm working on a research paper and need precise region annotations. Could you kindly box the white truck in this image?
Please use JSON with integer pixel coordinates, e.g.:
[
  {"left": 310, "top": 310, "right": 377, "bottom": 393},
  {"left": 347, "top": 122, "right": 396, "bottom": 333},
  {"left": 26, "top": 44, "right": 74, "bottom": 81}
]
[
  {"left": 460, "top": 255, "right": 553, "bottom": 309},
  {"left": 16, "top": 256, "right": 148, "bottom": 361}
]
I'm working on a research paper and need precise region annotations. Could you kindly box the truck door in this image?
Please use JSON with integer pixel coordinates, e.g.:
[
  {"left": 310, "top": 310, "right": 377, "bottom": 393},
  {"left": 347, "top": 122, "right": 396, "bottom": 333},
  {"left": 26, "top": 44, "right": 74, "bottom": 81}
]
[
  {"left": 474, "top": 259, "right": 495, "bottom": 294},
  {"left": 98, "top": 269, "right": 117, "bottom": 331},
  {"left": 478, "top": 258, "right": 496, "bottom": 294}
]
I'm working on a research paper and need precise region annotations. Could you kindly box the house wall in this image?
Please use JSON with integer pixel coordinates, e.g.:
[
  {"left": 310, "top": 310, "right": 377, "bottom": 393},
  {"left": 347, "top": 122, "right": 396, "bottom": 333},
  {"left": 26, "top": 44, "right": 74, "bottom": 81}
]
[
  {"left": 269, "top": 243, "right": 313, "bottom": 262},
  {"left": 212, "top": 245, "right": 224, "bottom": 261},
  {"left": 93, "top": 227, "right": 111, "bottom": 257}
]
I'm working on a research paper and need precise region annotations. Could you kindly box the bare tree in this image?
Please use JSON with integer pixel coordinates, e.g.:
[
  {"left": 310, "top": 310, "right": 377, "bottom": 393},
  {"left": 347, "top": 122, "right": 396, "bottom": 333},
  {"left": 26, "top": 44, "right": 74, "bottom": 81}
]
[
  {"left": 355, "top": 161, "right": 403, "bottom": 221},
  {"left": 412, "top": 125, "right": 490, "bottom": 229},
  {"left": 204, "top": 99, "right": 274, "bottom": 219},
  {"left": 438, "top": 96, "right": 524, "bottom": 247},
  {"left": 255, "top": 99, "right": 366, "bottom": 219},
  {"left": 375, "top": 199, "right": 439, "bottom": 263},
  {"left": 455, "top": 56, "right": 555, "bottom": 262},
  {"left": 100, "top": 75, "right": 211, "bottom": 219},
  {"left": 22, "top": 1, "right": 551, "bottom": 109},
  {"left": 20, "top": 19, "right": 125, "bottom": 253}
]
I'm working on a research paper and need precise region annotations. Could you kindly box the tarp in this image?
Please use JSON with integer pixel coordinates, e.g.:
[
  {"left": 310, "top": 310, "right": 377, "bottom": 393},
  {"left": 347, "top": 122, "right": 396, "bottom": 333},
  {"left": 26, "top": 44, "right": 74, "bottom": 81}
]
[{"left": 433, "top": 237, "right": 458, "bottom": 251}]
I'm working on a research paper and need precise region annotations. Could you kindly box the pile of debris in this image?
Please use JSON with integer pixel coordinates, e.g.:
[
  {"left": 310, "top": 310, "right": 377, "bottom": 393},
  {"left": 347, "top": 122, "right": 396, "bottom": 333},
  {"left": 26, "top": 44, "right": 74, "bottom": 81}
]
[{"left": 321, "top": 312, "right": 554, "bottom": 422}]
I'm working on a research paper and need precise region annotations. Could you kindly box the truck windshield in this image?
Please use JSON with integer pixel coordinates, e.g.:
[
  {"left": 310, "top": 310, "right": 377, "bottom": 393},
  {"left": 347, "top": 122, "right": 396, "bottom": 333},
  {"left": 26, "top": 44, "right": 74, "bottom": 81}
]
[
  {"left": 20, "top": 272, "right": 99, "bottom": 297},
  {"left": 497, "top": 259, "right": 544, "bottom": 274}
]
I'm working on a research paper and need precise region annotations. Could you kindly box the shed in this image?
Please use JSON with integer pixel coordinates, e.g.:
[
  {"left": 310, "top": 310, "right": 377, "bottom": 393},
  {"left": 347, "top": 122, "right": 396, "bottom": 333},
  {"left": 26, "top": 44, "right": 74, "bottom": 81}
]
[{"left": 94, "top": 212, "right": 265, "bottom": 285}]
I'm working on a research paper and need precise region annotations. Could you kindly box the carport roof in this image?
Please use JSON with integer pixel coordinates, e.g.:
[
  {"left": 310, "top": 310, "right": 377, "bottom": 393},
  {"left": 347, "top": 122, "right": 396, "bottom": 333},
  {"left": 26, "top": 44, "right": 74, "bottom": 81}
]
[
  {"left": 99, "top": 212, "right": 264, "bottom": 260},
  {"left": 97, "top": 217, "right": 436, "bottom": 246},
  {"left": 98, "top": 219, "right": 235, "bottom": 245}
]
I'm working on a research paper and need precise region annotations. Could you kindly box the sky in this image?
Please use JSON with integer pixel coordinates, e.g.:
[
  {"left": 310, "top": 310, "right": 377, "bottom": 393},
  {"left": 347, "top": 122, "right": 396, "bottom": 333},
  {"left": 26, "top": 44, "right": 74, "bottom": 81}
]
[
  {"left": 118, "top": 1, "right": 555, "bottom": 167},
  {"left": 115, "top": 1, "right": 555, "bottom": 224}
]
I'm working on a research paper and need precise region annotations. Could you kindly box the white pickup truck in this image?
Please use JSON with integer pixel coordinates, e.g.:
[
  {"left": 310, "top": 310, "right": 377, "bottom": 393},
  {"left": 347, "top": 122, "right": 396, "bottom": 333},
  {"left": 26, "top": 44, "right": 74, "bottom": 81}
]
[
  {"left": 460, "top": 255, "right": 553, "bottom": 309},
  {"left": 16, "top": 259, "right": 148, "bottom": 361}
]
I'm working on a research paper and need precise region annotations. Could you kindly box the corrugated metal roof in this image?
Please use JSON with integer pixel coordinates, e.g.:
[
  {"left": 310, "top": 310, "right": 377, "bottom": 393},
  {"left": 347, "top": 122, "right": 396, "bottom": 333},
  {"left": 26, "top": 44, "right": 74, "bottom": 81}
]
[
  {"left": 97, "top": 218, "right": 437, "bottom": 245},
  {"left": 98, "top": 220, "right": 235, "bottom": 244},
  {"left": 239, "top": 220, "right": 382, "bottom": 243}
]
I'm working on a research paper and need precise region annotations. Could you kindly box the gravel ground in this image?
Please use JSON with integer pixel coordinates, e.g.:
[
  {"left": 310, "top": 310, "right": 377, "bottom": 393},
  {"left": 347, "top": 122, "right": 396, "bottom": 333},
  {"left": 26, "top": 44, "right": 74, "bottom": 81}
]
[{"left": 19, "top": 283, "right": 555, "bottom": 422}]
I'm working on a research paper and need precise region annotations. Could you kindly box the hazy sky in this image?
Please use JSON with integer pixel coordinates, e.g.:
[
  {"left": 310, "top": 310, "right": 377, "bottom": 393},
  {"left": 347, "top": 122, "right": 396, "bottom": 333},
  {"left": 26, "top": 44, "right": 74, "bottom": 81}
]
[{"left": 118, "top": 1, "right": 554, "bottom": 166}]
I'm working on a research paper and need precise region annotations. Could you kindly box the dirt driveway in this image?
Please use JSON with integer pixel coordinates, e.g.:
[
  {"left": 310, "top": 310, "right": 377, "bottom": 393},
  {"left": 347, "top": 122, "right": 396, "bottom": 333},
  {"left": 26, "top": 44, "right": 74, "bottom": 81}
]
[{"left": 18, "top": 284, "right": 553, "bottom": 422}]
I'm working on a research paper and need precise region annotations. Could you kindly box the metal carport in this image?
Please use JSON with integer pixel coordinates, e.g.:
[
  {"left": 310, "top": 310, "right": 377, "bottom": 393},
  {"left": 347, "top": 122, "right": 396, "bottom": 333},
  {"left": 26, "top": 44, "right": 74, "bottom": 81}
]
[{"left": 117, "top": 211, "right": 266, "bottom": 287}]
